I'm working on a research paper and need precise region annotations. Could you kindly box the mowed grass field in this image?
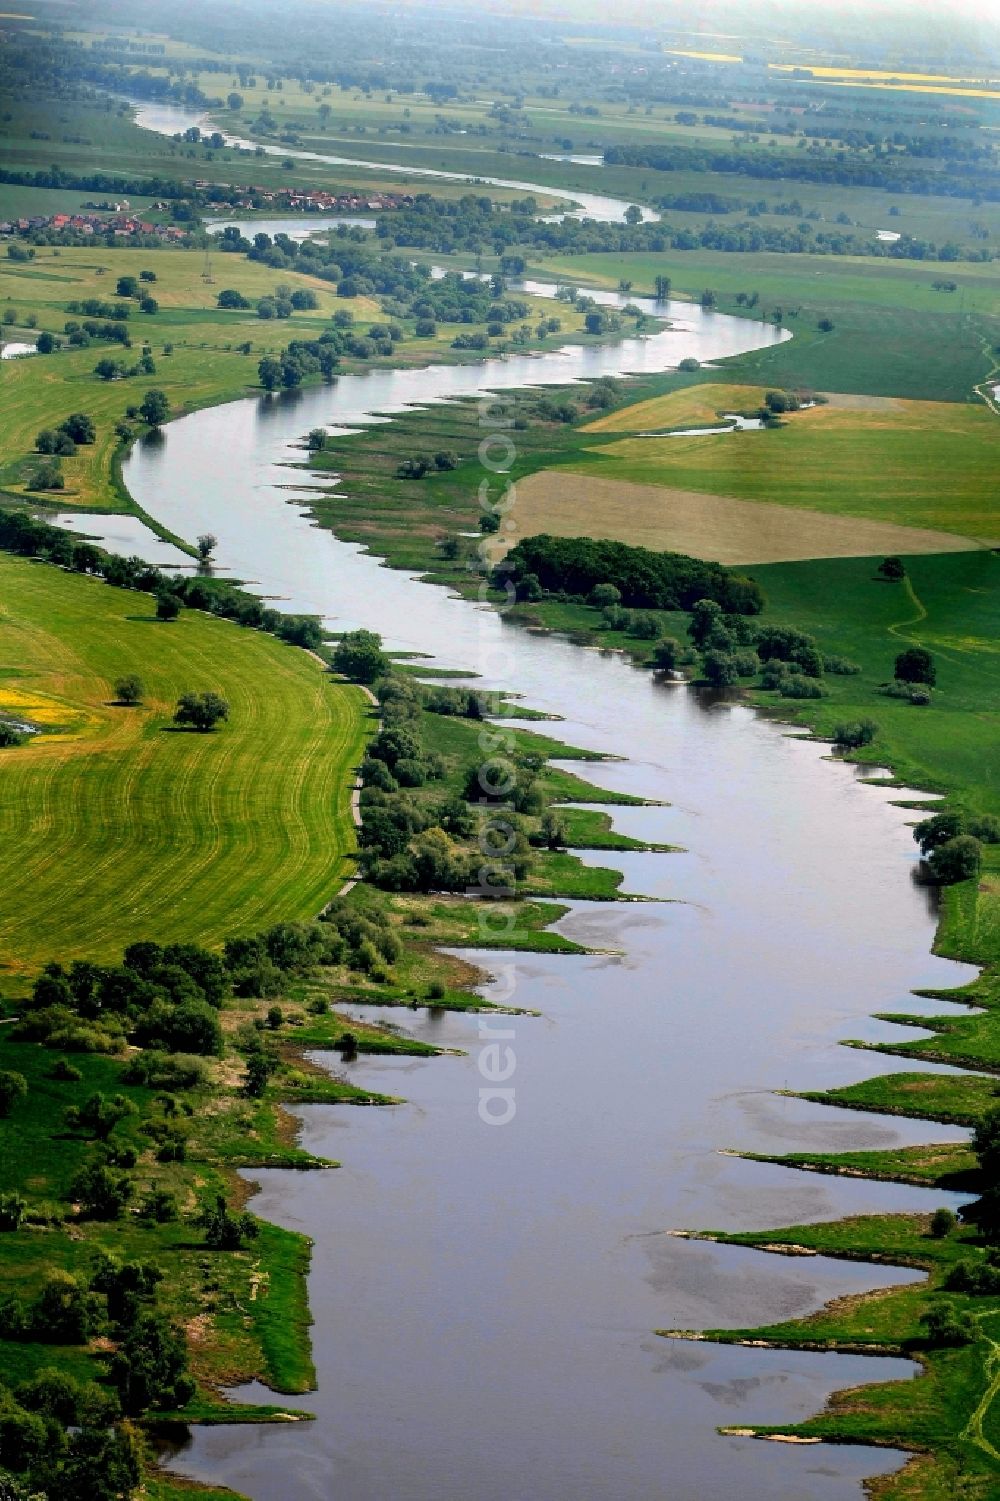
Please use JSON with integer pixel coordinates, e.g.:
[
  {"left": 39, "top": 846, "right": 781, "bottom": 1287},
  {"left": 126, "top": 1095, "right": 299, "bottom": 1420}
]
[
  {"left": 558, "top": 389, "right": 1000, "bottom": 542},
  {"left": 0, "top": 553, "right": 370, "bottom": 979}
]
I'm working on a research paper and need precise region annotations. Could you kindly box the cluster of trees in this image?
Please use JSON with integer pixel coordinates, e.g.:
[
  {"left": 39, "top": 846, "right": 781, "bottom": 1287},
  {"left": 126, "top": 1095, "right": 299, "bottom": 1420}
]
[
  {"left": 258, "top": 336, "right": 339, "bottom": 389},
  {"left": 346, "top": 659, "right": 540, "bottom": 895},
  {"left": 501, "top": 535, "right": 764, "bottom": 615},
  {"left": 374, "top": 189, "right": 986, "bottom": 266},
  {"left": 603, "top": 139, "right": 1000, "bottom": 206},
  {"left": 28, "top": 412, "right": 98, "bottom": 491},
  {"left": 912, "top": 808, "right": 998, "bottom": 886}
]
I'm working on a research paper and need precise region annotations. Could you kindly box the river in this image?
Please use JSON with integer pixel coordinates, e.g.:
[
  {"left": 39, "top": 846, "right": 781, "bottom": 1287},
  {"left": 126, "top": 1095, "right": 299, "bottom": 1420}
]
[
  {"left": 117, "top": 268, "right": 984, "bottom": 1498},
  {"left": 131, "top": 100, "right": 657, "bottom": 224}
]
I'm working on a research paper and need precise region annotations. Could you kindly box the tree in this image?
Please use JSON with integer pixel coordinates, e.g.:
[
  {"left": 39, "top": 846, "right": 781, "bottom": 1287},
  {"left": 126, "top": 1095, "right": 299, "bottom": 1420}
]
[
  {"left": 703, "top": 650, "right": 738, "bottom": 688},
  {"left": 35, "top": 428, "right": 57, "bottom": 453},
  {"left": 258, "top": 354, "right": 282, "bottom": 390},
  {"left": 195, "top": 1193, "right": 259, "bottom": 1249},
  {"left": 36, "top": 331, "right": 60, "bottom": 354},
  {"left": 817, "top": 317, "right": 835, "bottom": 332},
  {"left": 623, "top": 204, "right": 642, "bottom": 226},
  {"left": 928, "top": 835, "right": 982, "bottom": 885},
  {"left": 333, "top": 629, "right": 389, "bottom": 684},
  {"left": 70, "top": 1163, "right": 133, "bottom": 1220},
  {"left": 688, "top": 598, "right": 724, "bottom": 648},
  {"left": 174, "top": 692, "right": 230, "bottom": 732},
  {"left": 140, "top": 269, "right": 157, "bottom": 283},
  {"left": 155, "top": 592, "right": 180, "bottom": 621},
  {"left": 64, "top": 1092, "right": 135, "bottom": 1141},
  {"left": 700, "top": 289, "right": 717, "bottom": 309},
  {"left": 588, "top": 583, "right": 621, "bottom": 608},
  {"left": 913, "top": 811, "right": 963, "bottom": 856},
  {"left": 139, "top": 389, "right": 170, "bottom": 426},
  {"left": 115, "top": 276, "right": 139, "bottom": 298},
  {"left": 94, "top": 356, "right": 124, "bottom": 381},
  {"left": 652, "top": 637, "right": 682, "bottom": 671},
  {"left": 654, "top": 275, "right": 671, "bottom": 300},
  {"left": 306, "top": 428, "right": 327, "bottom": 451},
  {"left": 242, "top": 1050, "right": 278, "bottom": 1098},
  {"left": 227, "top": 91, "right": 244, "bottom": 110},
  {"left": 0, "top": 1072, "right": 27, "bottom": 1118},
  {"left": 60, "top": 413, "right": 95, "bottom": 443},
  {"left": 114, "top": 674, "right": 144, "bottom": 706},
  {"left": 196, "top": 533, "right": 217, "bottom": 561},
  {"left": 110, "top": 1310, "right": 195, "bottom": 1415},
  {"left": 895, "top": 647, "right": 935, "bottom": 686},
  {"left": 877, "top": 556, "right": 905, "bottom": 581}
]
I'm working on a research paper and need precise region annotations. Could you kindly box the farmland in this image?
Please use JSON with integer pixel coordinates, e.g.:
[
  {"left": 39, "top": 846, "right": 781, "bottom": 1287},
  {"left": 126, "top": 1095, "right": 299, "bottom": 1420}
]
[{"left": 0, "top": 552, "right": 370, "bottom": 980}]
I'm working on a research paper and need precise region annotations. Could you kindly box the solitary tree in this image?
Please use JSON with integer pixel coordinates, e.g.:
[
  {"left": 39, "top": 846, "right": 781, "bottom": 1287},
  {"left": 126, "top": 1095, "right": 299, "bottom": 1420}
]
[
  {"left": 895, "top": 646, "right": 936, "bottom": 686},
  {"left": 332, "top": 629, "right": 389, "bottom": 684},
  {"left": 174, "top": 692, "right": 230, "bottom": 732},
  {"left": 877, "top": 557, "right": 905, "bottom": 581},
  {"left": 194, "top": 1194, "right": 258, "bottom": 1249},
  {"left": 196, "top": 533, "right": 217, "bottom": 562},
  {"left": 306, "top": 428, "right": 327, "bottom": 451},
  {"left": 139, "top": 389, "right": 170, "bottom": 426},
  {"left": 60, "top": 413, "right": 96, "bottom": 444},
  {"left": 114, "top": 674, "right": 144, "bottom": 706},
  {"left": 155, "top": 592, "right": 180, "bottom": 621}
]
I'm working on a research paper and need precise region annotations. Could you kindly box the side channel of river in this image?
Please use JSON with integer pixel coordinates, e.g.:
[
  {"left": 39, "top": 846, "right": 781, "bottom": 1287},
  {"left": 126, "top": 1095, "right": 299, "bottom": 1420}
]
[{"left": 115, "top": 134, "right": 981, "bottom": 1496}]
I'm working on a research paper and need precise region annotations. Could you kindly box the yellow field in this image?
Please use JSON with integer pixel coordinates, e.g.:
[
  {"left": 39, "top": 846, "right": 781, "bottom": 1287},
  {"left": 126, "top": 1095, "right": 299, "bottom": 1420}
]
[
  {"left": 0, "top": 552, "right": 369, "bottom": 977},
  {"left": 584, "top": 382, "right": 768, "bottom": 433},
  {"left": 569, "top": 394, "right": 1000, "bottom": 540},
  {"left": 507, "top": 470, "right": 980, "bottom": 566},
  {"left": 771, "top": 64, "right": 1000, "bottom": 86}
]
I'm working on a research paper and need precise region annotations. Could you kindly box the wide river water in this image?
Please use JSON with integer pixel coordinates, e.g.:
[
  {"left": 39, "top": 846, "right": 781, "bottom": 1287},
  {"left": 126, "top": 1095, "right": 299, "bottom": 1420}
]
[{"left": 122, "top": 107, "right": 981, "bottom": 1499}]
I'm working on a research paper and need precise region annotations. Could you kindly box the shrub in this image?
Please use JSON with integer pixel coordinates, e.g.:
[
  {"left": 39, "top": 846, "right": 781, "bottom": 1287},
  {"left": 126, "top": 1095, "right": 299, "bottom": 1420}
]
[
  {"left": 0, "top": 1192, "right": 27, "bottom": 1231},
  {"left": 824, "top": 655, "right": 862, "bottom": 675},
  {"left": 877, "top": 557, "right": 906, "bottom": 580},
  {"left": 779, "top": 674, "right": 825, "bottom": 699},
  {"left": 155, "top": 593, "right": 180, "bottom": 621},
  {"left": 921, "top": 1305, "right": 974, "bottom": 1347},
  {"left": 195, "top": 1193, "right": 258, "bottom": 1249},
  {"left": 832, "top": 719, "right": 878, "bottom": 749},
  {"left": 930, "top": 1207, "right": 957, "bottom": 1239},
  {"left": 651, "top": 637, "right": 681, "bottom": 671},
  {"left": 588, "top": 583, "right": 621, "bottom": 608}
]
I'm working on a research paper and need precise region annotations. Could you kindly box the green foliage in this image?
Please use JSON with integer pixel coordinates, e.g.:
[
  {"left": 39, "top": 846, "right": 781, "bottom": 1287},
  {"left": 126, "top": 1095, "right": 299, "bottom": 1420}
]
[
  {"left": 195, "top": 1193, "right": 259, "bottom": 1251},
  {"left": 332, "top": 629, "right": 389, "bottom": 684},
  {"left": 928, "top": 835, "right": 982, "bottom": 886},
  {"left": 0, "top": 1072, "right": 27, "bottom": 1118},
  {"left": 173, "top": 691, "right": 229, "bottom": 732}
]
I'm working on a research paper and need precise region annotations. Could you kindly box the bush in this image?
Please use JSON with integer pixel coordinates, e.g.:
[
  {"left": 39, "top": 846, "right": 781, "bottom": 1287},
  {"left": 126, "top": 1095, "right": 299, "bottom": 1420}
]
[
  {"left": 832, "top": 719, "right": 878, "bottom": 749},
  {"left": 588, "top": 583, "right": 621, "bottom": 608},
  {"left": 155, "top": 593, "right": 180, "bottom": 621},
  {"left": 779, "top": 674, "right": 825, "bottom": 699},
  {"left": 824, "top": 655, "right": 862, "bottom": 675},
  {"left": 921, "top": 1305, "right": 974, "bottom": 1347},
  {"left": 651, "top": 637, "right": 681, "bottom": 671},
  {"left": 930, "top": 1207, "right": 957, "bottom": 1238},
  {"left": 877, "top": 557, "right": 906, "bottom": 580}
]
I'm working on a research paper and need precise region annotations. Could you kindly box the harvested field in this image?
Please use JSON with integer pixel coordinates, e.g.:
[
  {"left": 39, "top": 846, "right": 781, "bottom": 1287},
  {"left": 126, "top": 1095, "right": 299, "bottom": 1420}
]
[{"left": 508, "top": 470, "right": 983, "bottom": 565}]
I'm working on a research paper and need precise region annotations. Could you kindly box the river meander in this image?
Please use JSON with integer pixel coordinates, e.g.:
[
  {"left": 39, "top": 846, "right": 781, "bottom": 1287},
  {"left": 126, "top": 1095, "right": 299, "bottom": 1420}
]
[{"left": 117, "top": 116, "right": 982, "bottom": 1497}]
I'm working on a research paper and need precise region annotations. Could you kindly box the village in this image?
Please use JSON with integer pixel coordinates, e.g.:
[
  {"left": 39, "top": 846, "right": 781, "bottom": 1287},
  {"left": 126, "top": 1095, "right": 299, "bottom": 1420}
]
[{"left": 0, "top": 187, "right": 415, "bottom": 243}]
